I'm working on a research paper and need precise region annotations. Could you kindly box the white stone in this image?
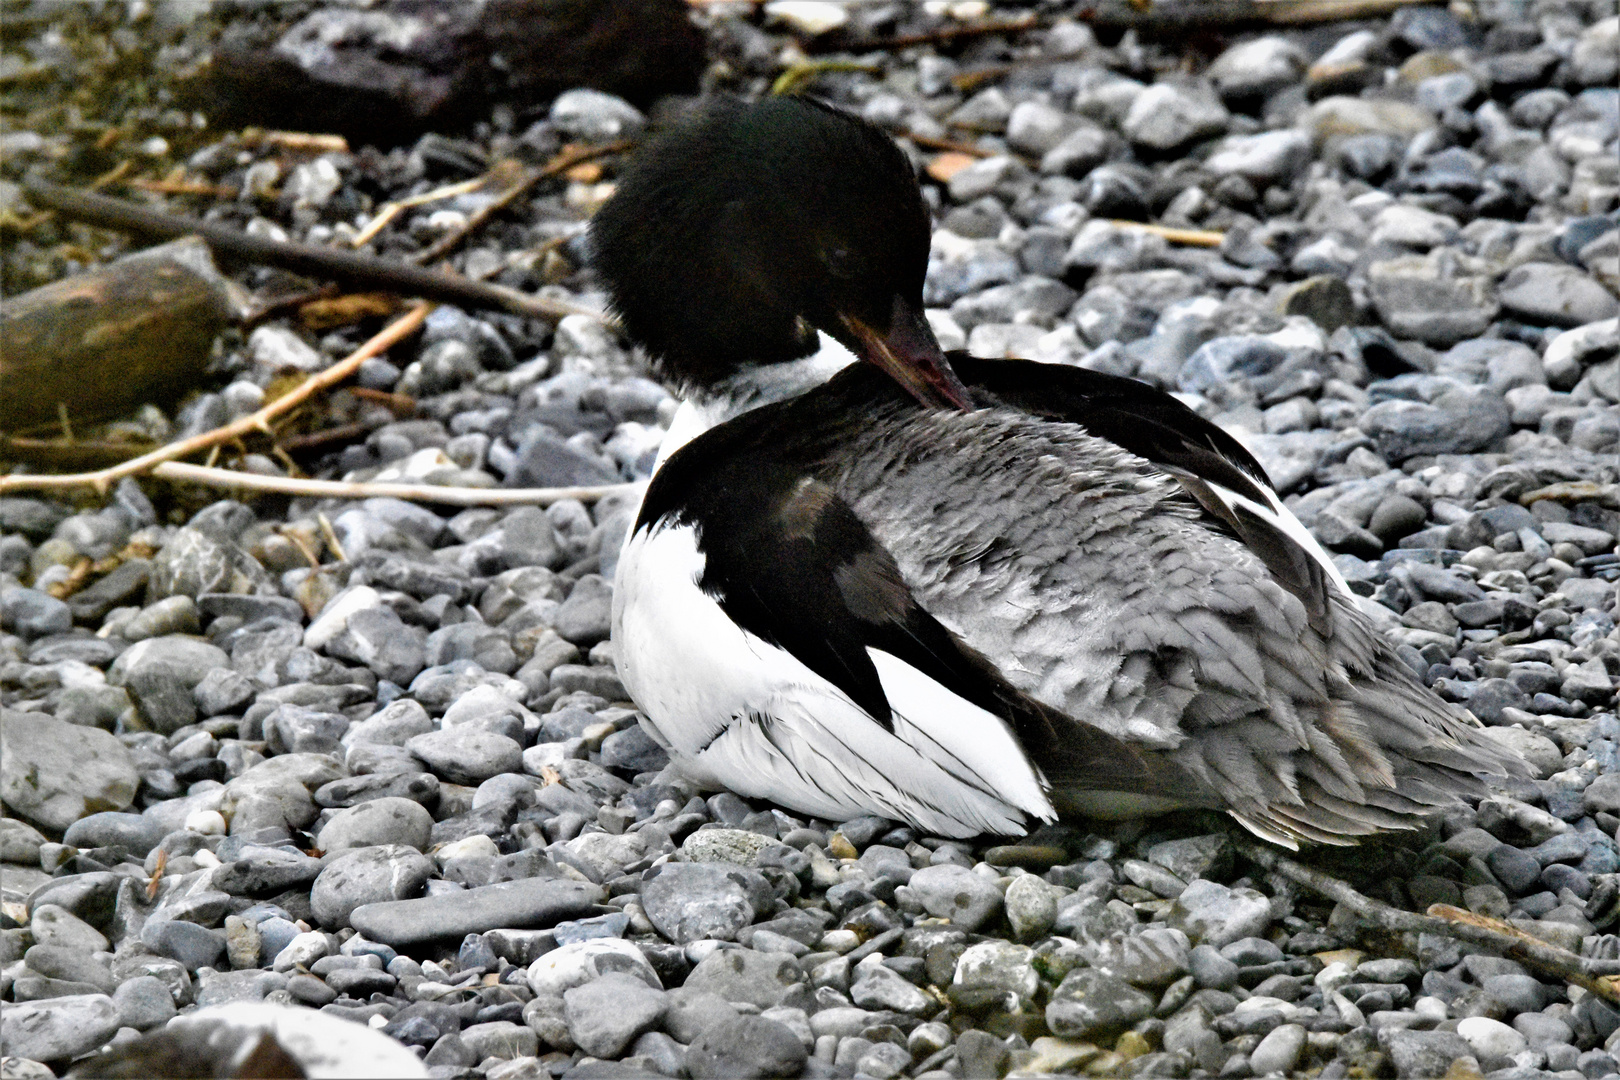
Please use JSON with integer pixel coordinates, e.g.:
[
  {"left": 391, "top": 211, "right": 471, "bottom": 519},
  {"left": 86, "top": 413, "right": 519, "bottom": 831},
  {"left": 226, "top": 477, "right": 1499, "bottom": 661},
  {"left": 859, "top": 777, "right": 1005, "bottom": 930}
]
[
  {"left": 764, "top": 1, "right": 848, "bottom": 35},
  {"left": 271, "top": 931, "right": 329, "bottom": 973},
  {"left": 185, "top": 809, "right": 227, "bottom": 835},
  {"left": 1122, "top": 82, "right": 1228, "bottom": 150},
  {"left": 303, "top": 585, "right": 381, "bottom": 650},
  {"left": 1205, "top": 130, "right": 1311, "bottom": 183},
  {"left": 1458, "top": 1016, "right": 1528, "bottom": 1062},
  {"left": 248, "top": 325, "right": 325, "bottom": 373},
  {"left": 528, "top": 939, "right": 662, "bottom": 997},
  {"left": 1249, "top": 1022, "right": 1306, "bottom": 1075}
]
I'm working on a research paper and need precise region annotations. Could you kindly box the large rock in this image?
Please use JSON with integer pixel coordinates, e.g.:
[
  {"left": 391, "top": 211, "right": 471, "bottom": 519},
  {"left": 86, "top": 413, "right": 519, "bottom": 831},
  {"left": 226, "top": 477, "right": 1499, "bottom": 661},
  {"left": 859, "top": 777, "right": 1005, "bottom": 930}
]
[
  {"left": 349, "top": 877, "right": 602, "bottom": 946},
  {"left": 1360, "top": 385, "right": 1513, "bottom": 462},
  {"left": 0, "top": 708, "right": 138, "bottom": 831},
  {"left": 638, "top": 863, "right": 772, "bottom": 944},
  {"left": 75, "top": 1001, "right": 427, "bottom": 1077},
  {"left": 1121, "top": 81, "right": 1228, "bottom": 150},
  {"left": 189, "top": 0, "right": 704, "bottom": 145},
  {"left": 1496, "top": 262, "right": 1620, "bottom": 328},
  {"left": 1367, "top": 253, "right": 1499, "bottom": 345},
  {"left": 0, "top": 993, "right": 121, "bottom": 1061},
  {"left": 310, "top": 845, "right": 435, "bottom": 929}
]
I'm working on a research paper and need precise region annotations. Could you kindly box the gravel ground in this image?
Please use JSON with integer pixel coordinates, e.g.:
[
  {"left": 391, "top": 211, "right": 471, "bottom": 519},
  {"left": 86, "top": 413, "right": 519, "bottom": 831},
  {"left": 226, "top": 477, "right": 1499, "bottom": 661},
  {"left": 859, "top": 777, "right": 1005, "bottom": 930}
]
[{"left": 1, "top": 1, "right": 1618, "bottom": 1078}]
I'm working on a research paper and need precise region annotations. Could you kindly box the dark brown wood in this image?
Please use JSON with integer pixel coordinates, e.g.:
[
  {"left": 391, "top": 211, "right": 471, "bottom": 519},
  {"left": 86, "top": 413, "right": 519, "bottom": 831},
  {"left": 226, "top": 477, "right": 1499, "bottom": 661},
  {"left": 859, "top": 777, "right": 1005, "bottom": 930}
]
[
  {"left": 0, "top": 237, "right": 240, "bottom": 434},
  {"left": 21, "top": 179, "right": 590, "bottom": 321}
]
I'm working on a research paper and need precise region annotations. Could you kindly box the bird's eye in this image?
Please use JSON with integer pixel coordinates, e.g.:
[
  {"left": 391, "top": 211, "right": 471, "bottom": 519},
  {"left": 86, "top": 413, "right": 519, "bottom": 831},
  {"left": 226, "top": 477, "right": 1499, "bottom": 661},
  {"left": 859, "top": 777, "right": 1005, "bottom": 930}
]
[{"left": 822, "top": 245, "right": 857, "bottom": 277}]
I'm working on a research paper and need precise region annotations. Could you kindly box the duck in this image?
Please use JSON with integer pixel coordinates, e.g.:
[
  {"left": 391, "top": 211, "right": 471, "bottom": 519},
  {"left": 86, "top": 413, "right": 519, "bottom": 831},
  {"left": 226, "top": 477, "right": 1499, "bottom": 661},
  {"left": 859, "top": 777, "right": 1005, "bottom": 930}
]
[{"left": 589, "top": 94, "right": 1527, "bottom": 847}]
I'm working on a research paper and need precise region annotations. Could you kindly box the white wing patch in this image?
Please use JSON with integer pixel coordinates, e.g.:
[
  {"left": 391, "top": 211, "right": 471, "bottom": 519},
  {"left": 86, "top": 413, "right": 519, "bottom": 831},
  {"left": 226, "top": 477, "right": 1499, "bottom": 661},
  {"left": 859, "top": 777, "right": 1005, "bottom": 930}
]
[
  {"left": 1211, "top": 478, "right": 1353, "bottom": 598},
  {"left": 613, "top": 520, "right": 1055, "bottom": 837},
  {"left": 867, "top": 647, "right": 1052, "bottom": 821}
]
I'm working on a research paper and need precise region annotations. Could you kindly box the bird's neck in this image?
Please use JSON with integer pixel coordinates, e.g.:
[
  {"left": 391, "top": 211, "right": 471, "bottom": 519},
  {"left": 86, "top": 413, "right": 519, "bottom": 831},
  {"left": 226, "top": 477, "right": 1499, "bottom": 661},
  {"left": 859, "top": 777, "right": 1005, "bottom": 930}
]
[{"left": 652, "top": 334, "right": 858, "bottom": 471}]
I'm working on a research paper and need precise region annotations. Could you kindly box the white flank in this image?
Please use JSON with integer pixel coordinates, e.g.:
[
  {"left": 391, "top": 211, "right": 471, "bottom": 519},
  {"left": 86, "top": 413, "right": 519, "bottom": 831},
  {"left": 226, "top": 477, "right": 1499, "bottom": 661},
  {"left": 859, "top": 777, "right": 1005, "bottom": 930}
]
[
  {"left": 866, "top": 647, "right": 1051, "bottom": 819},
  {"left": 613, "top": 520, "right": 1055, "bottom": 837}
]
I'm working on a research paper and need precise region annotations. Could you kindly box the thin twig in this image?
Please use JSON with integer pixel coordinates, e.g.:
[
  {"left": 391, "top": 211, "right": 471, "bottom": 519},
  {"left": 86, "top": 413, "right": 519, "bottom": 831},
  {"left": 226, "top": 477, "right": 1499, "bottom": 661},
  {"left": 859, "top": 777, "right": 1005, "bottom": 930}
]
[
  {"left": 351, "top": 175, "right": 492, "bottom": 248},
  {"left": 905, "top": 133, "right": 998, "bottom": 158},
  {"left": 1076, "top": 0, "right": 1434, "bottom": 29},
  {"left": 771, "top": 60, "right": 883, "bottom": 96},
  {"left": 0, "top": 303, "right": 433, "bottom": 496},
  {"left": 20, "top": 180, "right": 594, "bottom": 322},
  {"left": 829, "top": 13, "right": 1039, "bottom": 52},
  {"left": 237, "top": 129, "right": 349, "bottom": 154},
  {"left": 1111, "top": 220, "right": 1225, "bottom": 247},
  {"left": 412, "top": 141, "right": 632, "bottom": 266},
  {"left": 1234, "top": 838, "right": 1620, "bottom": 1005},
  {"left": 147, "top": 461, "right": 636, "bottom": 507}
]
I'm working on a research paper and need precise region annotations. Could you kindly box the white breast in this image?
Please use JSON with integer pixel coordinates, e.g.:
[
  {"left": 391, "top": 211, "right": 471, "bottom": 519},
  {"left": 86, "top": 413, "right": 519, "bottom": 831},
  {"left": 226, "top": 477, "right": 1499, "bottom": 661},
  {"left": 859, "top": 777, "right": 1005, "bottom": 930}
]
[{"left": 611, "top": 520, "right": 1056, "bottom": 837}]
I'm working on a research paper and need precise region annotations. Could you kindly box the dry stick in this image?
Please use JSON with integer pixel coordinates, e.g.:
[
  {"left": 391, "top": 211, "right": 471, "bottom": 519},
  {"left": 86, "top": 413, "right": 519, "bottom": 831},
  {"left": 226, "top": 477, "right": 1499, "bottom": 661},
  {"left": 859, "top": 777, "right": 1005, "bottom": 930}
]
[
  {"left": 148, "top": 461, "right": 635, "bottom": 507},
  {"left": 412, "top": 140, "right": 632, "bottom": 266},
  {"left": 1234, "top": 838, "right": 1620, "bottom": 1005},
  {"left": 1111, "top": 220, "right": 1226, "bottom": 247},
  {"left": 20, "top": 180, "right": 593, "bottom": 322},
  {"left": 0, "top": 303, "right": 433, "bottom": 496},
  {"left": 1074, "top": 0, "right": 1433, "bottom": 29}
]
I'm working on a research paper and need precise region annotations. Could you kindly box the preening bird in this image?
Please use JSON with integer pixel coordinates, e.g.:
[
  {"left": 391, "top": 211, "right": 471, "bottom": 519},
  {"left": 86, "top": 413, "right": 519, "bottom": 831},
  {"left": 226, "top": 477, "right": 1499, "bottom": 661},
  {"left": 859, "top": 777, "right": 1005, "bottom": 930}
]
[{"left": 591, "top": 94, "right": 1527, "bottom": 847}]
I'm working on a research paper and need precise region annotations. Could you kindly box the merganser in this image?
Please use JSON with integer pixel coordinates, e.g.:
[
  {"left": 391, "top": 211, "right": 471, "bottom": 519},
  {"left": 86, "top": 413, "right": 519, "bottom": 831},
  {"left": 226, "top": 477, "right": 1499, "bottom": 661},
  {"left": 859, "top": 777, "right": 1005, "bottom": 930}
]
[{"left": 591, "top": 95, "right": 1527, "bottom": 846}]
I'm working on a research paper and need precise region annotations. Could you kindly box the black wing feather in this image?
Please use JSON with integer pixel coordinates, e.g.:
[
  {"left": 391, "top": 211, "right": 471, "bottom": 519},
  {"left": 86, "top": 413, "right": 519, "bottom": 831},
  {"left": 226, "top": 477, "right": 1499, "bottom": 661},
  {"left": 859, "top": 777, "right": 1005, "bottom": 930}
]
[
  {"left": 638, "top": 433, "right": 1209, "bottom": 803},
  {"left": 950, "top": 355, "right": 1336, "bottom": 633}
]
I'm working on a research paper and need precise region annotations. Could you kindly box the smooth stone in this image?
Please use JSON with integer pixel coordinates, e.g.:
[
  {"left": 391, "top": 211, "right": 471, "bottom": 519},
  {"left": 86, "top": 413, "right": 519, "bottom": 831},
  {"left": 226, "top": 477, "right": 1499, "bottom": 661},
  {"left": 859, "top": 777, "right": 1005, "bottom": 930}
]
[
  {"left": 86, "top": 1001, "right": 427, "bottom": 1076},
  {"left": 310, "top": 844, "right": 435, "bottom": 929},
  {"left": 1250, "top": 1022, "right": 1307, "bottom": 1074},
  {"left": 563, "top": 971, "right": 668, "bottom": 1058},
  {"left": 0, "top": 993, "right": 121, "bottom": 1061},
  {"left": 639, "top": 862, "right": 772, "bottom": 944},
  {"left": 348, "top": 877, "right": 603, "bottom": 946},
  {"left": 0, "top": 708, "right": 139, "bottom": 831},
  {"left": 23, "top": 937, "right": 115, "bottom": 985},
  {"left": 107, "top": 636, "right": 231, "bottom": 734},
  {"left": 141, "top": 918, "right": 226, "bottom": 971},
  {"left": 527, "top": 938, "right": 663, "bottom": 997},
  {"left": 683, "top": 948, "right": 808, "bottom": 1010},
  {"left": 685, "top": 1015, "right": 809, "bottom": 1080},
  {"left": 404, "top": 728, "right": 522, "bottom": 785},
  {"left": 1046, "top": 969, "right": 1156, "bottom": 1038},
  {"left": 1458, "top": 1015, "right": 1528, "bottom": 1062},
  {"left": 1168, "top": 880, "right": 1273, "bottom": 947},
  {"left": 112, "top": 974, "right": 178, "bottom": 1030},
  {"left": 315, "top": 797, "right": 434, "bottom": 852},
  {"left": 906, "top": 865, "right": 1004, "bottom": 931}
]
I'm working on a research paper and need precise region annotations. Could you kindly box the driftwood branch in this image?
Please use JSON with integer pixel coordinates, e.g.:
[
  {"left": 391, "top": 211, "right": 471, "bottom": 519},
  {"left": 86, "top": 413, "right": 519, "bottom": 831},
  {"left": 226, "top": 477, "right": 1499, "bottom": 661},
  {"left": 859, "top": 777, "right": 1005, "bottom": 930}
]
[
  {"left": 0, "top": 236, "right": 240, "bottom": 433},
  {"left": 20, "top": 179, "right": 594, "bottom": 322},
  {"left": 0, "top": 303, "right": 433, "bottom": 496},
  {"left": 1235, "top": 838, "right": 1620, "bottom": 1005},
  {"left": 412, "top": 141, "right": 631, "bottom": 266},
  {"left": 148, "top": 462, "right": 635, "bottom": 507},
  {"left": 1077, "top": 0, "right": 1436, "bottom": 30}
]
